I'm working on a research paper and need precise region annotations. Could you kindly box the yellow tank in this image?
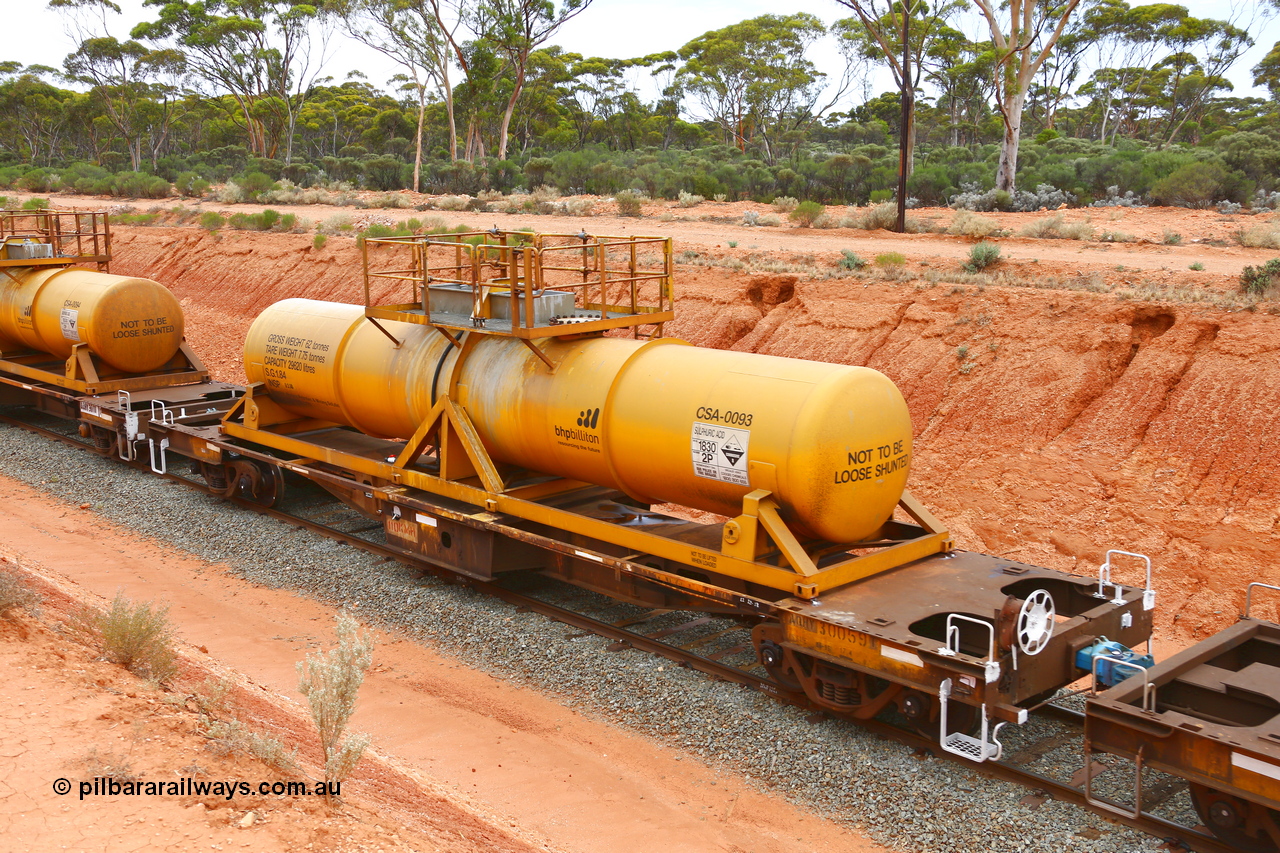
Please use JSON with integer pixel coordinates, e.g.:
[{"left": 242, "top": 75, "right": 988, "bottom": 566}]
[
  {"left": 244, "top": 298, "right": 914, "bottom": 543},
  {"left": 0, "top": 266, "right": 185, "bottom": 374}
]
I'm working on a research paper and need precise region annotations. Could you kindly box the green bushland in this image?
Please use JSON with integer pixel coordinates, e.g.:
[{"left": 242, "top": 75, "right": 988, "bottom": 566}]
[{"left": 0, "top": 130, "right": 1271, "bottom": 212}]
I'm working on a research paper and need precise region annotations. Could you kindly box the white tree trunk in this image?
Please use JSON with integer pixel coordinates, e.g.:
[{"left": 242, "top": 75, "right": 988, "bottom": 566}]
[{"left": 996, "top": 88, "right": 1026, "bottom": 193}]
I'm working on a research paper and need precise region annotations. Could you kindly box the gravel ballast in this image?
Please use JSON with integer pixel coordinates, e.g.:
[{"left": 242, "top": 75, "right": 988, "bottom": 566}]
[{"left": 0, "top": 419, "right": 1178, "bottom": 852}]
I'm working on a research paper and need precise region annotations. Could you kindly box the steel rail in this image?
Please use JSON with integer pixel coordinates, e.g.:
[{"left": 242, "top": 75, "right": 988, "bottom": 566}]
[{"left": 0, "top": 411, "right": 1239, "bottom": 852}]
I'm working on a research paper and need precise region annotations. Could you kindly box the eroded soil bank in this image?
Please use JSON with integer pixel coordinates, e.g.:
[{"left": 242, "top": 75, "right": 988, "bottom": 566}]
[{"left": 103, "top": 224, "right": 1280, "bottom": 645}]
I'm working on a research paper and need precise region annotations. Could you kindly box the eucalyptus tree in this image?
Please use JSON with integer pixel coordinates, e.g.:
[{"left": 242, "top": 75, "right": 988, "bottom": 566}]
[
  {"left": 972, "top": 0, "right": 1084, "bottom": 192},
  {"left": 49, "top": 0, "right": 187, "bottom": 170},
  {"left": 921, "top": 25, "right": 993, "bottom": 147},
  {"left": 61, "top": 38, "right": 186, "bottom": 170},
  {"left": 0, "top": 65, "right": 79, "bottom": 166},
  {"left": 132, "top": 0, "right": 334, "bottom": 162},
  {"left": 563, "top": 55, "right": 629, "bottom": 147},
  {"left": 677, "top": 14, "right": 830, "bottom": 165},
  {"left": 327, "top": 0, "right": 457, "bottom": 187},
  {"left": 1154, "top": 12, "right": 1253, "bottom": 146},
  {"left": 475, "top": 0, "right": 595, "bottom": 161},
  {"left": 831, "top": 0, "right": 962, "bottom": 179}
]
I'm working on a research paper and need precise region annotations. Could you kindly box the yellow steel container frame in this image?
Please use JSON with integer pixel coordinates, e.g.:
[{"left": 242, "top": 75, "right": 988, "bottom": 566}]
[
  {"left": 0, "top": 266, "right": 185, "bottom": 374},
  {"left": 244, "top": 298, "right": 914, "bottom": 544}
]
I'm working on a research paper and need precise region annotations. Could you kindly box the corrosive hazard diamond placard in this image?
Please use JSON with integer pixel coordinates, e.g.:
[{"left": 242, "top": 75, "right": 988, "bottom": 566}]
[{"left": 690, "top": 422, "right": 750, "bottom": 486}]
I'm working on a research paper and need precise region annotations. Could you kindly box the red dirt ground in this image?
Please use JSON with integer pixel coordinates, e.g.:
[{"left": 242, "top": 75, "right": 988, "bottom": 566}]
[{"left": 1, "top": 478, "right": 884, "bottom": 853}]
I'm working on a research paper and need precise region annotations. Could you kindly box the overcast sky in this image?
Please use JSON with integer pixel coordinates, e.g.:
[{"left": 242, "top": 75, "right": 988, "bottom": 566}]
[{"left": 9, "top": 0, "right": 1279, "bottom": 116}]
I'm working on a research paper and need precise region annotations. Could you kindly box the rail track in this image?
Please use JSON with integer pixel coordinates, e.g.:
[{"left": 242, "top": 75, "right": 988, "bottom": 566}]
[{"left": 0, "top": 408, "right": 1237, "bottom": 852}]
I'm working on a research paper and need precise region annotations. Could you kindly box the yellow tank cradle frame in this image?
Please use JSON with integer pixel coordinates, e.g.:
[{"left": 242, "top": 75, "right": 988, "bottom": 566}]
[
  {"left": 224, "top": 231, "right": 953, "bottom": 599},
  {"left": 0, "top": 209, "right": 207, "bottom": 395}
]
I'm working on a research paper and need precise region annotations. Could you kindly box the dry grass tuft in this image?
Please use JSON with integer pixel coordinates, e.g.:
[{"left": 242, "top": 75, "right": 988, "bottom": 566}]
[{"left": 1018, "top": 212, "right": 1094, "bottom": 240}]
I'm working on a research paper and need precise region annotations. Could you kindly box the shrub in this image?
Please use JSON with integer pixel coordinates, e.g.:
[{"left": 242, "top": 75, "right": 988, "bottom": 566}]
[
  {"left": 1018, "top": 212, "right": 1093, "bottom": 240},
  {"left": 313, "top": 233, "right": 327, "bottom": 251},
  {"left": 1091, "top": 186, "right": 1145, "bottom": 208},
  {"left": 875, "top": 252, "right": 906, "bottom": 267},
  {"left": 21, "top": 197, "right": 50, "bottom": 210},
  {"left": 113, "top": 212, "right": 159, "bottom": 226},
  {"left": 1162, "top": 229, "right": 1182, "bottom": 245},
  {"left": 713, "top": 193, "right": 728, "bottom": 203},
  {"left": 758, "top": 214, "right": 783, "bottom": 226},
  {"left": 1240, "top": 259, "right": 1280, "bottom": 296},
  {"left": 199, "top": 211, "right": 224, "bottom": 231},
  {"left": 1238, "top": 224, "right": 1280, "bottom": 249},
  {"left": 363, "top": 222, "right": 398, "bottom": 238},
  {"left": 226, "top": 209, "right": 295, "bottom": 231},
  {"left": 236, "top": 171, "right": 278, "bottom": 201},
  {"left": 318, "top": 213, "right": 354, "bottom": 234},
  {"left": 557, "top": 197, "right": 596, "bottom": 216},
  {"left": 677, "top": 190, "right": 704, "bottom": 208},
  {"left": 524, "top": 157, "right": 554, "bottom": 185},
  {"left": 368, "top": 193, "right": 413, "bottom": 209},
  {"left": 227, "top": 212, "right": 260, "bottom": 230},
  {"left": 789, "top": 200, "right": 825, "bottom": 227},
  {"left": 95, "top": 591, "right": 179, "bottom": 683},
  {"left": 615, "top": 190, "right": 643, "bottom": 217},
  {"left": 964, "top": 242, "right": 1001, "bottom": 272},
  {"left": 771, "top": 196, "right": 799, "bottom": 213},
  {"left": 1189, "top": 262, "right": 1204, "bottom": 271},
  {"left": 530, "top": 184, "right": 560, "bottom": 203},
  {"left": 1150, "top": 160, "right": 1251, "bottom": 208},
  {"left": 19, "top": 168, "right": 61, "bottom": 193},
  {"left": 742, "top": 210, "right": 760, "bottom": 226},
  {"left": 860, "top": 202, "right": 898, "bottom": 230},
  {"left": 951, "top": 181, "right": 1073, "bottom": 212},
  {"left": 837, "top": 249, "right": 867, "bottom": 270},
  {"left": 949, "top": 209, "right": 1000, "bottom": 238},
  {"left": 112, "top": 172, "right": 172, "bottom": 199},
  {"left": 213, "top": 182, "right": 245, "bottom": 204},
  {"left": 0, "top": 569, "right": 39, "bottom": 620},
  {"left": 434, "top": 194, "right": 472, "bottom": 211},
  {"left": 204, "top": 718, "right": 298, "bottom": 772},
  {"left": 297, "top": 613, "right": 373, "bottom": 802}
]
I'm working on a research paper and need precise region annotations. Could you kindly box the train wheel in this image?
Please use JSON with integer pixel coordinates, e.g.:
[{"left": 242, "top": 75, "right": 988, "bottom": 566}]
[
  {"left": 899, "top": 690, "right": 980, "bottom": 741},
  {"left": 1190, "top": 783, "right": 1280, "bottom": 852},
  {"left": 756, "top": 640, "right": 805, "bottom": 697},
  {"left": 226, "top": 460, "right": 285, "bottom": 507}
]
